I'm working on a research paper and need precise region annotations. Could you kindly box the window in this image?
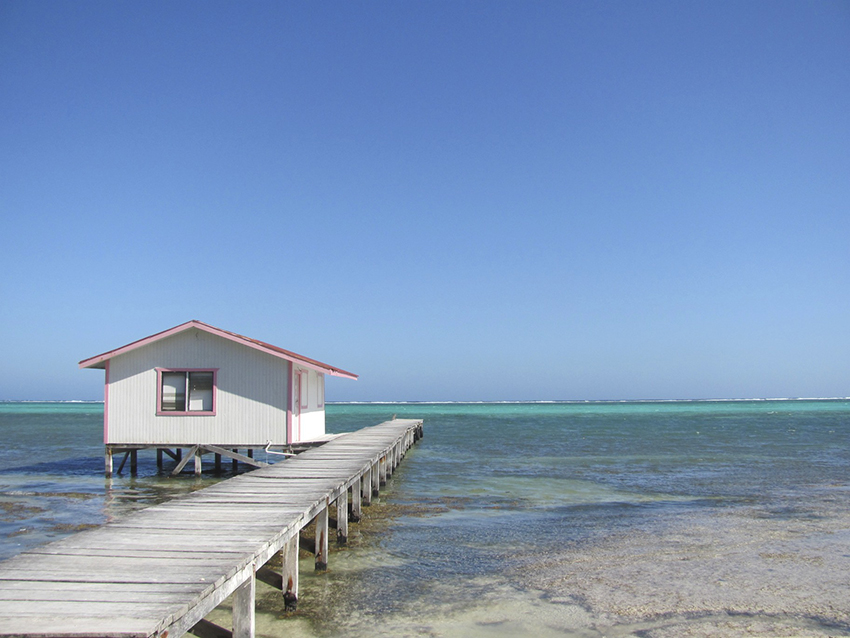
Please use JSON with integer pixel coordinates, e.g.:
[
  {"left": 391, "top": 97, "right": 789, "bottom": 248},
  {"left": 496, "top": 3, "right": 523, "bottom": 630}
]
[{"left": 157, "top": 369, "right": 216, "bottom": 415}]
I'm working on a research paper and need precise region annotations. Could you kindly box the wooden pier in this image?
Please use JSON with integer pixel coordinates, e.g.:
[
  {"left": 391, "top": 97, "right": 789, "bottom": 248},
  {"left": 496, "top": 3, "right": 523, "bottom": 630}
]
[{"left": 0, "top": 418, "right": 423, "bottom": 638}]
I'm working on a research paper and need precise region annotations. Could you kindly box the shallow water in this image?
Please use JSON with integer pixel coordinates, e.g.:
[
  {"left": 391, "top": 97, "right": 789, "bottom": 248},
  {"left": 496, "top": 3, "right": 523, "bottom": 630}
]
[
  {"left": 1, "top": 400, "right": 849, "bottom": 636},
  {"left": 0, "top": 402, "right": 227, "bottom": 557}
]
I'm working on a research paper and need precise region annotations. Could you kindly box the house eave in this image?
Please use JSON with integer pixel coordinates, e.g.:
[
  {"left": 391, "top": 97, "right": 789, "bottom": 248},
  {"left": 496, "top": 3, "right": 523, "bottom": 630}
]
[{"left": 78, "top": 320, "right": 358, "bottom": 380}]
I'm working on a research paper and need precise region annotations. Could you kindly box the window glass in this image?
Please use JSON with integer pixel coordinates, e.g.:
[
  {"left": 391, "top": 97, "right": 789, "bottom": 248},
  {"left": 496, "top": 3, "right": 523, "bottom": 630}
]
[
  {"left": 188, "top": 371, "right": 214, "bottom": 411},
  {"left": 161, "top": 372, "right": 186, "bottom": 411}
]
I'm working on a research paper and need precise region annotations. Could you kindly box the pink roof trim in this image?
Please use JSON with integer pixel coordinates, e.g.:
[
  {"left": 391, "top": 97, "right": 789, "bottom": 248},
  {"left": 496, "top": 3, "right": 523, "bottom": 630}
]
[{"left": 78, "top": 320, "right": 358, "bottom": 380}]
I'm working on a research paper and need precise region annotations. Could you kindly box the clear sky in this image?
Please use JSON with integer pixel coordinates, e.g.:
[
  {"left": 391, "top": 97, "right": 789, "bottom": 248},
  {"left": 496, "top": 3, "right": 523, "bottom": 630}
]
[{"left": 1, "top": 1, "right": 848, "bottom": 402}]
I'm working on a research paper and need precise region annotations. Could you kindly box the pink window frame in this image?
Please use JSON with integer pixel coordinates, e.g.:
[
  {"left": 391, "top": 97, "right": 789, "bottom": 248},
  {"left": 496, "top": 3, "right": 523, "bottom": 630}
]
[{"left": 156, "top": 367, "right": 218, "bottom": 416}]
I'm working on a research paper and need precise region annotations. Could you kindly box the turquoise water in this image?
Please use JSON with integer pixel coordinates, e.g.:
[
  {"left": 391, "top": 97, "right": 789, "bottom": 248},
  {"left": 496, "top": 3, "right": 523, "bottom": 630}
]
[{"left": 1, "top": 400, "right": 849, "bottom": 636}]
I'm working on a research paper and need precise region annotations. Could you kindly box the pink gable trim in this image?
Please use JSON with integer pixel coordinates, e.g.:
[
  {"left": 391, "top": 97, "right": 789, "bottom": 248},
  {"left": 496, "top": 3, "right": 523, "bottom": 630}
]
[{"left": 78, "top": 320, "right": 358, "bottom": 380}]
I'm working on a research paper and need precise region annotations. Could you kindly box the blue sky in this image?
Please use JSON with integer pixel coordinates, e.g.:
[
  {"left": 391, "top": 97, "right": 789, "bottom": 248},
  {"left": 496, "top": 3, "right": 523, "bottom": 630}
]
[{"left": 1, "top": 1, "right": 848, "bottom": 402}]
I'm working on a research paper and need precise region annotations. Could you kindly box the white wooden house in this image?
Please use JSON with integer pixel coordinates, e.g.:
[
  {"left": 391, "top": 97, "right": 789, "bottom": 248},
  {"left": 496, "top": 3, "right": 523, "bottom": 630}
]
[{"left": 79, "top": 320, "right": 357, "bottom": 476}]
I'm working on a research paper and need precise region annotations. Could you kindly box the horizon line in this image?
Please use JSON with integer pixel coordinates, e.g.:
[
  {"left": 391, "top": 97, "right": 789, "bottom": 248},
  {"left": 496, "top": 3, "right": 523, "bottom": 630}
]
[{"left": 2, "top": 396, "right": 848, "bottom": 405}]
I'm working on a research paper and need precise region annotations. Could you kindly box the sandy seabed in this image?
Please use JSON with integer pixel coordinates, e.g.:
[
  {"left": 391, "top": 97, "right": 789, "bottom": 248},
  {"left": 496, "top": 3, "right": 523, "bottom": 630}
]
[
  {"left": 524, "top": 485, "right": 850, "bottom": 637},
  {"left": 205, "top": 486, "right": 850, "bottom": 638}
]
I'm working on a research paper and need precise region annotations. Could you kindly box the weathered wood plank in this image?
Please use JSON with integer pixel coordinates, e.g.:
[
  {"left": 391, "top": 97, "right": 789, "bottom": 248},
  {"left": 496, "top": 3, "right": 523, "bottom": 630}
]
[
  {"left": 0, "top": 615, "right": 155, "bottom": 637},
  {"left": 0, "top": 600, "right": 180, "bottom": 616}
]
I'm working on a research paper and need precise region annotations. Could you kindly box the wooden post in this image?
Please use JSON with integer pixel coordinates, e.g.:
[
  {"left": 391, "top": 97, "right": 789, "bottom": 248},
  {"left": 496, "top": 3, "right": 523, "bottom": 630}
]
[
  {"left": 315, "top": 503, "right": 329, "bottom": 571},
  {"left": 362, "top": 466, "right": 372, "bottom": 505},
  {"left": 130, "top": 450, "right": 138, "bottom": 475},
  {"left": 194, "top": 448, "right": 202, "bottom": 476},
  {"left": 156, "top": 448, "right": 163, "bottom": 469},
  {"left": 371, "top": 461, "right": 380, "bottom": 497},
  {"left": 215, "top": 453, "right": 222, "bottom": 473},
  {"left": 116, "top": 451, "right": 130, "bottom": 474},
  {"left": 232, "top": 569, "right": 255, "bottom": 638},
  {"left": 104, "top": 447, "right": 113, "bottom": 478},
  {"left": 379, "top": 455, "right": 387, "bottom": 486},
  {"left": 350, "top": 479, "right": 362, "bottom": 522},
  {"left": 170, "top": 445, "right": 199, "bottom": 476},
  {"left": 232, "top": 449, "right": 239, "bottom": 473},
  {"left": 281, "top": 536, "right": 299, "bottom": 611},
  {"left": 336, "top": 491, "right": 348, "bottom": 544}
]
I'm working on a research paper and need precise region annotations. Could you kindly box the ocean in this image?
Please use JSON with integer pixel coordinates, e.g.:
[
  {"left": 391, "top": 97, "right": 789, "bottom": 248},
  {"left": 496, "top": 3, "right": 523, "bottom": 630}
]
[{"left": 1, "top": 400, "right": 848, "bottom": 637}]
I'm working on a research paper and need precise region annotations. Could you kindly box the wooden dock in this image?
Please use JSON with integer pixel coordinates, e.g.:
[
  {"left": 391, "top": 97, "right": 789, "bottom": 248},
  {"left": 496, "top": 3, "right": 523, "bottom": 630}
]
[{"left": 0, "top": 418, "right": 423, "bottom": 638}]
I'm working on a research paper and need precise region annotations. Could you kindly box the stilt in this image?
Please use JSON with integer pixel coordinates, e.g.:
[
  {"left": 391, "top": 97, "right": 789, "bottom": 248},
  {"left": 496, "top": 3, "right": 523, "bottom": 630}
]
[
  {"left": 194, "top": 448, "right": 202, "bottom": 476},
  {"left": 116, "top": 451, "right": 130, "bottom": 474},
  {"left": 232, "top": 449, "right": 238, "bottom": 473},
  {"left": 315, "top": 503, "right": 328, "bottom": 571},
  {"left": 386, "top": 446, "right": 394, "bottom": 478},
  {"left": 104, "top": 447, "right": 113, "bottom": 478},
  {"left": 171, "top": 445, "right": 199, "bottom": 476},
  {"left": 282, "top": 535, "right": 299, "bottom": 612},
  {"left": 371, "top": 461, "right": 380, "bottom": 497},
  {"left": 336, "top": 491, "right": 348, "bottom": 544},
  {"left": 232, "top": 570, "right": 255, "bottom": 638},
  {"left": 247, "top": 448, "right": 254, "bottom": 459},
  {"left": 214, "top": 453, "right": 221, "bottom": 473},
  {"left": 350, "top": 478, "right": 362, "bottom": 522},
  {"left": 363, "top": 466, "right": 372, "bottom": 505},
  {"left": 176, "top": 448, "right": 183, "bottom": 462},
  {"left": 379, "top": 455, "right": 387, "bottom": 486},
  {"left": 156, "top": 448, "right": 163, "bottom": 469},
  {"left": 130, "top": 450, "right": 138, "bottom": 475}
]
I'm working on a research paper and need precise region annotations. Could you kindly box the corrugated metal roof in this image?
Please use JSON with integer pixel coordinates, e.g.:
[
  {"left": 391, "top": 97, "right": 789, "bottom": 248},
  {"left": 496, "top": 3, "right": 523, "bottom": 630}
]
[{"left": 78, "top": 320, "right": 358, "bottom": 379}]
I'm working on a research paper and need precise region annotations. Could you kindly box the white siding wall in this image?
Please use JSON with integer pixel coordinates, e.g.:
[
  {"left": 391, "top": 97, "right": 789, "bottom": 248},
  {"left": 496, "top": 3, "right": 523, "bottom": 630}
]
[
  {"left": 106, "top": 328, "right": 291, "bottom": 445},
  {"left": 296, "top": 368, "right": 325, "bottom": 441}
]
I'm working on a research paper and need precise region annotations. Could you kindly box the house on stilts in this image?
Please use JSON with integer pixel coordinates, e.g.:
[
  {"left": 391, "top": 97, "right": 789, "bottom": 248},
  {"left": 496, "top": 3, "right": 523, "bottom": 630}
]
[{"left": 79, "top": 320, "right": 358, "bottom": 476}]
